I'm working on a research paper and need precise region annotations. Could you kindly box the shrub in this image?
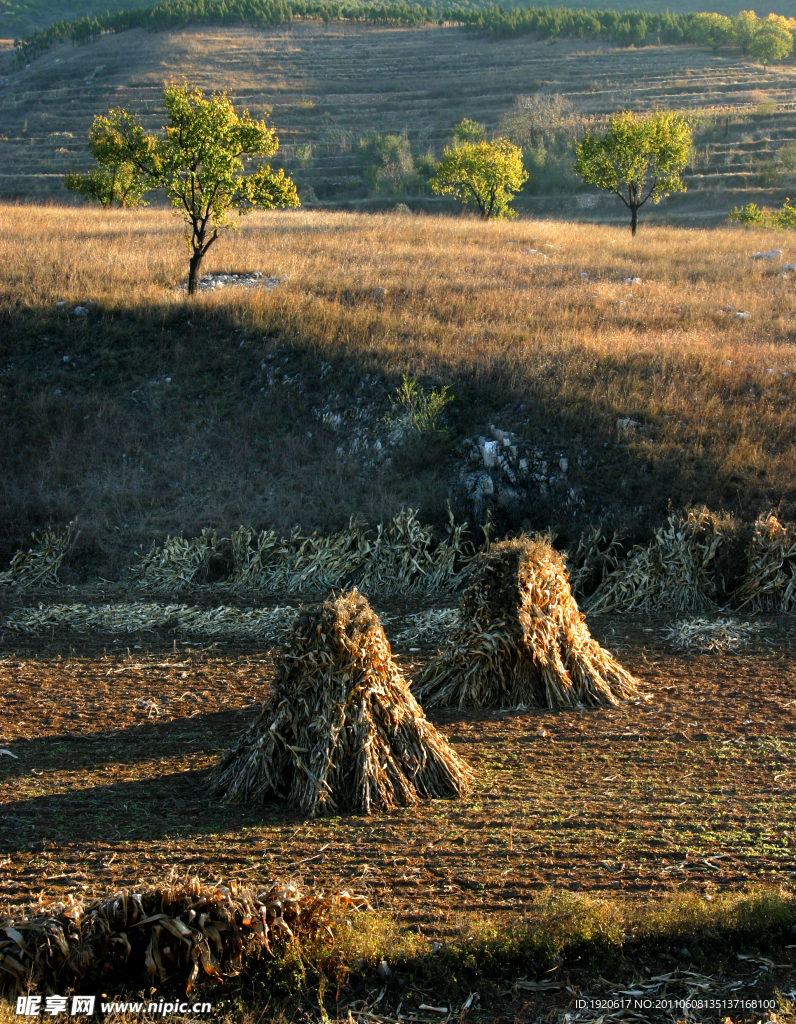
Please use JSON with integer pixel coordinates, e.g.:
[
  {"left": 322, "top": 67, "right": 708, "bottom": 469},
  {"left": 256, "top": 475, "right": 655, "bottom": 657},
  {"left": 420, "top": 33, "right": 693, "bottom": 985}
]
[{"left": 387, "top": 375, "right": 454, "bottom": 435}]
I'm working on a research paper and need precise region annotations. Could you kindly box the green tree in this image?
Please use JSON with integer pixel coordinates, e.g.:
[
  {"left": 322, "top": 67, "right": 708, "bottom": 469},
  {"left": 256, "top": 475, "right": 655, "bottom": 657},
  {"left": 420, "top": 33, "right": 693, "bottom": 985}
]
[
  {"left": 573, "top": 109, "right": 691, "bottom": 235},
  {"left": 65, "top": 82, "right": 299, "bottom": 294},
  {"left": 690, "top": 12, "right": 736, "bottom": 51},
  {"left": 373, "top": 134, "right": 415, "bottom": 190},
  {"left": 749, "top": 15, "right": 793, "bottom": 64},
  {"left": 64, "top": 130, "right": 148, "bottom": 208},
  {"left": 452, "top": 118, "right": 485, "bottom": 144},
  {"left": 430, "top": 135, "right": 528, "bottom": 219},
  {"left": 735, "top": 10, "right": 760, "bottom": 53}
]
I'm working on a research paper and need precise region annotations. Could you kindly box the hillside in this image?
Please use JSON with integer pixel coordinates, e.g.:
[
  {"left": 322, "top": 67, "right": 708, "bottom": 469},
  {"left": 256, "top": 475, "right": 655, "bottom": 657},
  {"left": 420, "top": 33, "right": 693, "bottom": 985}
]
[
  {"left": 1, "top": 202, "right": 795, "bottom": 582},
  {"left": 4, "top": 0, "right": 796, "bottom": 41},
  {"left": 2, "top": 24, "right": 796, "bottom": 218}
]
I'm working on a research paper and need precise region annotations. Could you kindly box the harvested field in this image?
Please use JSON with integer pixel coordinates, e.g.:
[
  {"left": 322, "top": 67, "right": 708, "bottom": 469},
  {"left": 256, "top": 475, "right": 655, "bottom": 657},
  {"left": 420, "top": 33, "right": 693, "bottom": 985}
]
[{"left": 2, "top": 609, "right": 795, "bottom": 930}]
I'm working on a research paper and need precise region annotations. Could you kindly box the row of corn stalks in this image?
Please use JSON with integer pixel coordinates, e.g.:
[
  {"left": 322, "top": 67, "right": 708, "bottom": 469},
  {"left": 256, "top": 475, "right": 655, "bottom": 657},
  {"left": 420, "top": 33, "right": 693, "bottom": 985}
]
[
  {"left": 2, "top": 509, "right": 796, "bottom": 613},
  {"left": 574, "top": 509, "right": 796, "bottom": 615},
  {"left": 131, "top": 508, "right": 474, "bottom": 596}
]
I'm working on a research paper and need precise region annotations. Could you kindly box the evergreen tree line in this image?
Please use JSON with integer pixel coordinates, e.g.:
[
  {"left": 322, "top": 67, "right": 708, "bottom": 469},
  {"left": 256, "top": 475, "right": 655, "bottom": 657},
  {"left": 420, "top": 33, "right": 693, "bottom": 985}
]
[{"left": 14, "top": 1, "right": 796, "bottom": 67}]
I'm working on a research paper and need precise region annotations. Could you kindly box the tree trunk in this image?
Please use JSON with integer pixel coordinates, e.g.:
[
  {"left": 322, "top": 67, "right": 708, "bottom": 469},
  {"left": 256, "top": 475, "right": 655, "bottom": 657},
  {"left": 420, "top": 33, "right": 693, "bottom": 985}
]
[
  {"left": 630, "top": 205, "right": 638, "bottom": 236},
  {"left": 187, "top": 248, "right": 204, "bottom": 296}
]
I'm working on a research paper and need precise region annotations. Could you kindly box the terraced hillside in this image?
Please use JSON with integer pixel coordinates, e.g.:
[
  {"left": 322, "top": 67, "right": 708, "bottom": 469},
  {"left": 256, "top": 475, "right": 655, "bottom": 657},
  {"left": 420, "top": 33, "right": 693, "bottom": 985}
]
[{"left": 2, "top": 24, "right": 796, "bottom": 219}]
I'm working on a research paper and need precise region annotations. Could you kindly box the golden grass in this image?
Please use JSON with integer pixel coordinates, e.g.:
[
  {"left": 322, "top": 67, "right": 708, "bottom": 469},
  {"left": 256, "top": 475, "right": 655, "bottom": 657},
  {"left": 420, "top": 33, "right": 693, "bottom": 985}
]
[{"left": 1, "top": 202, "right": 795, "bottom": 558}]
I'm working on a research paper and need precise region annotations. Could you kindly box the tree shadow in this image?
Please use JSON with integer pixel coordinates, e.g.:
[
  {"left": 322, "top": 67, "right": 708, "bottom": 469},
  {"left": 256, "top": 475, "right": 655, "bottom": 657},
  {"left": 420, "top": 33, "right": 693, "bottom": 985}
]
[
  {"left": 0, "top": 706, "right": 259, "bottom": 775},
  {"left": 0, "top": 766, "right": 302, "bottom": 851}
]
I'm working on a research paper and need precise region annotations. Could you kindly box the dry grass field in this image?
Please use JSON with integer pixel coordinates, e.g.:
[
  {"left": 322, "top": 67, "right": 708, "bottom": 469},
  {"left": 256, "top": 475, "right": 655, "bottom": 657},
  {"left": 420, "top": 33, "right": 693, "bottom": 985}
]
[
  {"left": 1, "top": 202, "right": 796, "bottom": 574},
  {"left": 3, "top": 25, "right": 796, "bottom": 216}
]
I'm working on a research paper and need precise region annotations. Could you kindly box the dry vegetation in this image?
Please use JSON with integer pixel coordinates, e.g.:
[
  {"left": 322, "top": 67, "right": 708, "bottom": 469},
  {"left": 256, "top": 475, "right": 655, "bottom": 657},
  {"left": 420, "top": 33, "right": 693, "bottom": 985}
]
[
  {"left": 3, "top": 199, "right": 796, "bottom": 1018},
  {"left": 1, "top": 203, "right": 796, "bottom": 576}
]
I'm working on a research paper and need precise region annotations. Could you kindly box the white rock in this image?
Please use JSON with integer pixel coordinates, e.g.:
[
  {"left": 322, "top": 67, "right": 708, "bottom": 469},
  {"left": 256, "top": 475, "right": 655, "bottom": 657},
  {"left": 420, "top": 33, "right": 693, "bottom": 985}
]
[
  {"left": 781, "top": 264, "right": 796, "bottom": 275},
  {"left": 625, "top": 276, "right": 642, "bottom": 284},
  {"left": 616, "top": 417, "right": 641, "bottom": 431},
  {"left": 735, "top": 311, "right": 751, "bottom": 319},
  {"left": 559, "top": 458, "right": 569, "bottom": 473},
  {"left": 518, "top": 458, "right": 528, "bottom": 471},
  {"left": 73, "top": 305, "right": 88, "bottom": 316},
  {"left": 481, "top": 439, "right": 499, "bottom": 468},
  {"left": 56, "top": 300, "right": 66, "bottom": 307},
  {"left": 580, "top": 271, "right": 589, "bottom": 278},
  {"left": 521, "top": 248, "right": 548, "bottom": 259},
  {"left": 753, "top": 250, "right": 782, "bottom": 260}
]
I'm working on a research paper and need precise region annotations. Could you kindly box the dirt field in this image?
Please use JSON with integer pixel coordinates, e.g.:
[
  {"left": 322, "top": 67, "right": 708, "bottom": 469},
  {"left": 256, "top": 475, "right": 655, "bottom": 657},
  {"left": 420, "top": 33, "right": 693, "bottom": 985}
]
[{"left": 2, "top": 608, "right": 795, "bottom": 933}]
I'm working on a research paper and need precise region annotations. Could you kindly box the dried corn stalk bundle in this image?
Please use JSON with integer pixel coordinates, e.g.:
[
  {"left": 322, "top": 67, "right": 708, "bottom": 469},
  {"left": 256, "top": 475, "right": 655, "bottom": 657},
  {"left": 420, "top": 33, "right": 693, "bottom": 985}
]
[
  {"left": 586, "top": 509, "right": 724, "bottom": 614},
  {"left": 735, "top": 513, "right": 796, "bottom": 613},
  {"left": 359, "top": 509, "right": 471, "bottom": 595},
  {"left": 266, "top": 519, "right": 370, "bottom": 593},
  {"left": 4, "top": 602, "right": 296, "bottom": 643},
  {"left": 567, "top": 524, "right": 624, "bottom": 599},
  {"left": 0, "top": 874, "right": 368, "bottom": 998},
  {"left": 413, "top": 536, "right": 639, "bottom": 710},
  {"left": 665, "top": 617, "right": 762, "bottom": 653},
  {"left": 130, "top": 530, "right": 224, "bottom": 592},
  {"left": 213, "top": 590, "right": 472, "bottom": 815},
  {"left": 228, "top": 509, "right": 472, "bottom": 595},
  {"left": 0, "top": 524, "right": 77, "bottom": 588}
]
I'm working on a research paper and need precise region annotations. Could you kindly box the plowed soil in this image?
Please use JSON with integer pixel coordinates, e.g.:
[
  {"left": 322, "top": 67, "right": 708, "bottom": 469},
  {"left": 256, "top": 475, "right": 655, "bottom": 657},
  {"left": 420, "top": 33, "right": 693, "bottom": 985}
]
[{"left": 1, "top": 612, "right": 795, "bottom": 933}]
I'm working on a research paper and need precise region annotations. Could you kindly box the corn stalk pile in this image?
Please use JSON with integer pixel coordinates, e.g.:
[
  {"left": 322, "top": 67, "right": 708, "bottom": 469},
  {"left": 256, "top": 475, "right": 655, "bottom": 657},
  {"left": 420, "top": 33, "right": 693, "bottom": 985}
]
[
  {"left": 130, "top": 531, "right": 225, "bottom": 592},
  {"left": 413, "top": 537, "right": 640, "bottom": 710},
  {"left": 358, "top": 509, "right": 471, "bottom": 595},
  {"left": 134, "top": 511, "right": 473, "bottom": 596},
  {"left": 664, "top": 617, "right": 762, "bottom": 653},
  {"left": 229, "top": 520, "right": 369, "bottom": 593},
  {"left": 567, "top": 525, "right": 624, "bottom": 599},
  {"left": 4, "top": 602, "right": 296, "bottom": 643},
  {"left": 585, "top": 509, "right": 725, "bottom": 614},
  {"left": 213, "top": 590, "right": 472, "bottom": 816},
  {"left": 0, "top": 524, "right": 77, "bottom": 588},
  {"left": 735, "top": 513, "right": 796, "bottom": 613},
  {"left": 0, "top": 875, "right": 369, "bottom": 998}
]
